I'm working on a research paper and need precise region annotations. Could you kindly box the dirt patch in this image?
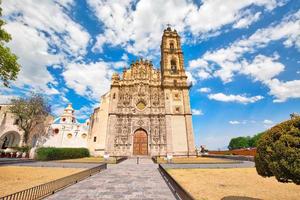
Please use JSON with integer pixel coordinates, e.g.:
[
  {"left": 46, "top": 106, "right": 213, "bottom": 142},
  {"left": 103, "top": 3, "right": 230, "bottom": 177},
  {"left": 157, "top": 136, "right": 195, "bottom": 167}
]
[
  {"left": 0, "top": 166, "right": 83, "bottom": 197},
  {"left": 167, "top": 168, "right": 300, "bottom": 200}
]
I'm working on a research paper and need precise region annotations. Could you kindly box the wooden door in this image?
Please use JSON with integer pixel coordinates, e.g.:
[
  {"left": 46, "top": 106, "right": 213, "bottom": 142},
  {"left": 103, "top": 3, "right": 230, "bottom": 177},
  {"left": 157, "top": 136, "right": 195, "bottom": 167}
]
[{"left": 133, "top": 129, "right": 148, "bottom": 155}]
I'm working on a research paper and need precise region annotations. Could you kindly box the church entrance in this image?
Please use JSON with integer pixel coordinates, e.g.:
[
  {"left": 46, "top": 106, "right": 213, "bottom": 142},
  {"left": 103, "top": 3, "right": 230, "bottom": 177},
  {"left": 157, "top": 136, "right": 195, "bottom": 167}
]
[
  {"left": 133, "top": 129, "right": 148, "bottom": 155},
  {"left": 0, "top": 131, "right": 21, "bottom": 149}
]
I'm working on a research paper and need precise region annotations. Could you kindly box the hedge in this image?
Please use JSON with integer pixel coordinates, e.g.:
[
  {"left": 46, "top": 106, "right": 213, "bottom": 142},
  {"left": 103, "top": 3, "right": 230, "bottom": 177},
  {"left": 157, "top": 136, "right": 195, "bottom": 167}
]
[
  {"left": 36, "top": 147, "right": 90, "bottom": 161},
  {"left": 255, "top": 116, "right": 300, "bottom": 184}
]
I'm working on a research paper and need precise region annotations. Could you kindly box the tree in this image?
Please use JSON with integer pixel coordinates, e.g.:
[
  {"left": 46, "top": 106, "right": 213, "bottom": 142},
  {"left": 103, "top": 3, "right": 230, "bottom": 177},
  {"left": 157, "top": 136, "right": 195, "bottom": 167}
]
[
  {"left": 249, "top": 132, "right": 264, "bottom": 147},
  {"left": 255, "top": 116, "right": 300, "bottom": 184},
  {"left": 228, "top": 136, "right": 251, "bottom": 150},
  {"left": 0, "top": 1, "right": 20, "bottom": 87},
  {"left": 228, "top": 133, "right": 265, "bottom": 150},
  {"left": 9, "top": 94, "right": 51, "bottom": 146}
]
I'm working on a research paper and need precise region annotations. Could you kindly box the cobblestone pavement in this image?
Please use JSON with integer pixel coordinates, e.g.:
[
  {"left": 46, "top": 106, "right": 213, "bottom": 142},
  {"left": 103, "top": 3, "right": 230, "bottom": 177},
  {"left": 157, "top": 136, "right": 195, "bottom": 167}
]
[
  {"left": 46, "top": 158, "right": 176, "bottom": 200},
  {"left": 161, "top": 161, "right": 255, "bottom": 169}
]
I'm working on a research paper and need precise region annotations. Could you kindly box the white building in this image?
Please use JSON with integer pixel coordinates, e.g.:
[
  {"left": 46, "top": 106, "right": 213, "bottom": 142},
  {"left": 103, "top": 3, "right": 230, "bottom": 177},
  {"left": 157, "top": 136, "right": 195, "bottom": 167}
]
[
  {"left": 42, "top": 104, "right": 89, "bottom": 148},
  {"left": 0, "top": 104, "right": 23, "bottom": 149}
]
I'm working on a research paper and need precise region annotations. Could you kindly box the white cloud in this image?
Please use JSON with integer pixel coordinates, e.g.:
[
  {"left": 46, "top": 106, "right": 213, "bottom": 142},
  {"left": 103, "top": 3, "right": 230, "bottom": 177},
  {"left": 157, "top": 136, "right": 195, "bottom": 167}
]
[
  {"left": 111, "top": 61, "right": 128, "bottom": 69},
  {"left": 3, "top": 0, "right": 90, "bottom": 57},
  {"left": 229, "top": 120, "right": 240, "bottom": 125},
  {"left": 192, "top": 109, "right": 203, "bottom": 116},
  {"left": 186, "top": 71, "right": 197, "bottom": 85},
  {"left": 265, "top": 79, "right": 300, "bottom": 102},
  {"left": 76, "top": 105, "right": 93, "bottom": 120},
  {"left": 186, "top": 0, "right": 277, "bottom": 35},
  {"left": 233, "top": 11, "right": 261, "bottom": 29},
  {"left": 229, "top": 120, "right": 256, "bottom": 125},
  {"left": 208, "top": 93, "right": 264, "bottom": 104},
  {"left": 88, "top": 0, "right": 280, "bottom": 56},
  {"left": 198, "top": 87, "right": 211, "bottom": 93},
  {"left": 3, "top": 22, "right": 60, "bottom": 92},
  {"left": 121, "top": 54, "right": 129, "bottom": 61},
  {"left": 88, "top": 0, "right": 192, "bottom": 56},
  {"left": 263, "top": 119, "right": 274, "bottom": 124},
  {"left": 55, "top": 0, "right": 74, "bottom": 9},
  {"left": 2, "top": 0, "right": 90, "bottom": 95},
  {"left": 63, "top": 61, "right": 114, "bottom": 101},
  {"left": 51, "top": 105, "right": 65, "bottom": 117},
  {"left": 189, "top": 10, "right": 300, "bottom": 101},
  {"left": 197, "top": 70, "right": 212, "bottom": 80},
  {"left": 241, "top": 54, "right": 285, "bottom": 82},
  {"left": 189, "top": 59, "right": 209, "bottom": 70}
]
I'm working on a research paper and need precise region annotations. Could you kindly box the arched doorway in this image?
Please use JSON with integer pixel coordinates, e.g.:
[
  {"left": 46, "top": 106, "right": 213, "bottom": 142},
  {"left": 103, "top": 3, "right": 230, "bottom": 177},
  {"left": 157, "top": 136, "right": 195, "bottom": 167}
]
[
  {"left": 133, "top": 129, "right": 148, "bottom": 155},
  {"left": 0, "top": 131, "right": 21, "bottom": 149}
]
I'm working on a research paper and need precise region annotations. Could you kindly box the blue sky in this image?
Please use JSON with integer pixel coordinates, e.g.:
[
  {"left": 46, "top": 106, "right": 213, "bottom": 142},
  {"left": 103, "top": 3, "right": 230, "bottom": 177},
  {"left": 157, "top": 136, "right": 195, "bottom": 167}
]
[{"left": 1, "top": 0, "right": 300, "bottom": 149}]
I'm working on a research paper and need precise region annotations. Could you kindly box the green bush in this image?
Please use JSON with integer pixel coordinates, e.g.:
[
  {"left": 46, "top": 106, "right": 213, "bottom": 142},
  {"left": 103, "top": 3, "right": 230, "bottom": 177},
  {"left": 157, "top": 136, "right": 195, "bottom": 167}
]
[
  {"left": 228, "top": 136, "right": 251, "bottom": 150},
  {"left": 36, "top": 147, "right": 90, "bottom": 161},
  {"left": 12, "top": 146, "right": 31, "bottom": 153},
  {"left": 255, "top": 116, "right": 300, "bottom": 184},
  {"left": 228, "top": 132, "right": 264, "bottom": 150}
]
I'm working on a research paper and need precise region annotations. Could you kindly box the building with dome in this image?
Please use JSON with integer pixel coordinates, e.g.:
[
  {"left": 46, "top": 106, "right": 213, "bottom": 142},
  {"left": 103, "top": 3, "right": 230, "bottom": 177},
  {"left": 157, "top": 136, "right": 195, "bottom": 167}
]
[
  {"left": 88, "top": 27, "right": 196, "bottom": 157},
  {"left": 41, "top": 104, "right": 89, "bottom": 148}
]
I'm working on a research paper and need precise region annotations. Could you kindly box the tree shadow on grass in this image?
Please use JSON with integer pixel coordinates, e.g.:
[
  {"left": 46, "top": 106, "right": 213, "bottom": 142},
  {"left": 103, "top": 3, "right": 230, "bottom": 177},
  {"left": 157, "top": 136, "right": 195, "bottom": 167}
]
[{"left": 221, "top": 196, "right": 262, "bottom": 200}]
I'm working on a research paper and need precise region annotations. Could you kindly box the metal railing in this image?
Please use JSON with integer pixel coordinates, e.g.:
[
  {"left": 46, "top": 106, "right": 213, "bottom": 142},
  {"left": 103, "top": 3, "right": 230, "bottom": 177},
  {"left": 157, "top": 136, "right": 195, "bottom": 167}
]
[
  {"left": 0, "top": 164, "right": 107, "bottom": 200},
  {"left": 158, "top": 164, "right": 195, "bottom": 200},
  {"left": 115, "top": 156, "right": 127, "bottom": 164}
]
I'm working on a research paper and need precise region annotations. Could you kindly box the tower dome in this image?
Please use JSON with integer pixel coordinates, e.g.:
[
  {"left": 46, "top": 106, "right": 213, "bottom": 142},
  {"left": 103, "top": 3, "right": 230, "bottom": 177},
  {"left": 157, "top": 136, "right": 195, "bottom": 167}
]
[{"left": 60, "top": 104, "right": 76, "bottom": 124}]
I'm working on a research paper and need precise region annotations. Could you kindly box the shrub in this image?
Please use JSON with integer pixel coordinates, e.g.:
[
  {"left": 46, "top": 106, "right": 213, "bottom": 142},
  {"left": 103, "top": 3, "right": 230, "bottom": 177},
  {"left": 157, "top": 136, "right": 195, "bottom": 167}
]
[
  {"left": 36, "top": 147, "right": 90, "bottom": 161},
  {"left": 255, "top": 116, "right": 300, "bottom": 184},
  {"left": 228, "top": 136, "right": 250, "bottom": 150},
  {"left": 12, "top": 146, "right": 31, "bottom": 153}
]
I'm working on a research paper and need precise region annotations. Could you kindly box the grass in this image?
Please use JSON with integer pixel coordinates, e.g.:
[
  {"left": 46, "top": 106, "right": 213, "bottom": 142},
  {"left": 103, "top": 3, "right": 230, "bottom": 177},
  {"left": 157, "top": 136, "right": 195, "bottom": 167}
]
[
  {"left": 167, "top": 168, "right": 300, "bottom": 200},
  {"left": 156, "top": 156, "right": 239, "bottom": 164},
  {"left": 0, "top": 166, "right": 83, "bottom": 197}
]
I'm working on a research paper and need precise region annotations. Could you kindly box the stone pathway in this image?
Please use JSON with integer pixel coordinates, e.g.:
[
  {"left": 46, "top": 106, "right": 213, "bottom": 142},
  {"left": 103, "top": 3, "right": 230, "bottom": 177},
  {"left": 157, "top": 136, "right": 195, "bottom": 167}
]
[{"left": 46, "top": 158, "right": 176, "bottom": 200}]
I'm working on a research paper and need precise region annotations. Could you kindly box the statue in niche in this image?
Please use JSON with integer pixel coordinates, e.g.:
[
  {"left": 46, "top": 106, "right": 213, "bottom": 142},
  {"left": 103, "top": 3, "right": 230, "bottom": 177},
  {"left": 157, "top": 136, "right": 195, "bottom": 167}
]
[
  {"left": 121, "top": 136, "right": 127, "bottom": 144},
  {"left": 152, "top": 92, "right": 159, "bottom": 106},
  {"left": 153, "top": 137, "right": 159, "bottom": 144},
  {"left": 139, "top": 66, "right": 146, "bottom": 78},
  {"left": 123, "top": 92, "right": 131, "bottom": 106},
  {"left": 138, "top": 83, "right": 145, "bottom": 96},
  {"left": 114, "top": 137, "right": 118, "bottom": 145}
]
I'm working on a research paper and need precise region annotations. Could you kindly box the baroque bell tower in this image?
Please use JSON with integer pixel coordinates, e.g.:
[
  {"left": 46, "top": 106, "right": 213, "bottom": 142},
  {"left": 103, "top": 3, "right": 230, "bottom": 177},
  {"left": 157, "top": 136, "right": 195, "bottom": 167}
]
[
  {"left": 160, "top": 27, "right": 188, "bottom": 87},
  {"left": 161, "top": 27, "right": 196, "bottom": 156}
]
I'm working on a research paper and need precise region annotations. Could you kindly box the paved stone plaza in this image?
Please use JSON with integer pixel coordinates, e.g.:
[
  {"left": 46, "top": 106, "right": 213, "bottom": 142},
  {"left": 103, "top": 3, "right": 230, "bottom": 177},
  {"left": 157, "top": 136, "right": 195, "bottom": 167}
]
[{"left": 46, "top": 158, "right": 176, "bottom": 200}]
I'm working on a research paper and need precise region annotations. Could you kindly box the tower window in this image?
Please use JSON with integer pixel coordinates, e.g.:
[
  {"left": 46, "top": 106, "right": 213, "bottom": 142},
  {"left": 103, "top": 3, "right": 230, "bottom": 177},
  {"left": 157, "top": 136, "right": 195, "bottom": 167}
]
[
  {"left": 170, "top": 42, "right": 174, "bottom": 50},
  {"left": 113, "top": 93, "right": 116, "bottom": 99},
  {"left": 174, "top": 80, "right": 177, "bottom": 86},
  {"left": 13, "top": 119, "right": 19, "bottom": 125},
  {"left": 94, "top": 136, "right": 97, "bottom": 142},
  {"left": 171, "top": 59, "right": 177, "bottom": 73}
]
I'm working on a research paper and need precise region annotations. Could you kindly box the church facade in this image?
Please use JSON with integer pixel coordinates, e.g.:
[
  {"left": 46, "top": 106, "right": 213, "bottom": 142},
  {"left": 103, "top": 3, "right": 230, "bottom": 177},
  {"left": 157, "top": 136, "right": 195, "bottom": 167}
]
[{"left": 88, "top": 28, "right": 195, "bottom": 157}]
